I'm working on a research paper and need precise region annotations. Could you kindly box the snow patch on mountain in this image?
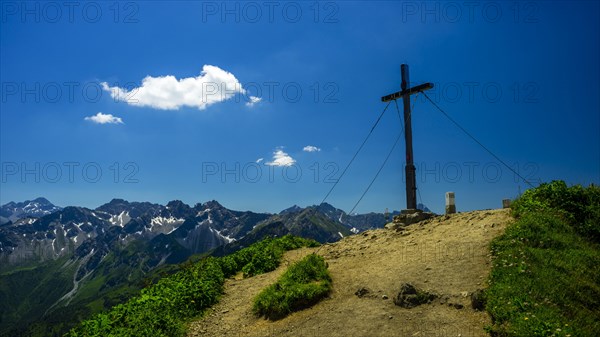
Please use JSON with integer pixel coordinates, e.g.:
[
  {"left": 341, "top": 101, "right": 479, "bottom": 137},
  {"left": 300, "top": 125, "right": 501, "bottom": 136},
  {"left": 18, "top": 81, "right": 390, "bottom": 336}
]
[
  {"left": 196, "top": 208, "right": 211, "bottom": 216},
  {"left": 109, "top": 211, "right": 131, "bottom": 227},
  {"left": 214, "top": 228, "right": 236, "bottom": 243},
  {"left": 151, "top": 216, "right": 184, "bottom": 227}
]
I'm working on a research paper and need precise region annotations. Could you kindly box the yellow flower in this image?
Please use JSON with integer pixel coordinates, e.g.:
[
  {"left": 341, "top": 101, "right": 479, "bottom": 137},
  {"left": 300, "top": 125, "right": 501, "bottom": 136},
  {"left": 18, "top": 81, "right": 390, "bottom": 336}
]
[{"left": 524, "top": 317, "right": 529, "bottom": 320}]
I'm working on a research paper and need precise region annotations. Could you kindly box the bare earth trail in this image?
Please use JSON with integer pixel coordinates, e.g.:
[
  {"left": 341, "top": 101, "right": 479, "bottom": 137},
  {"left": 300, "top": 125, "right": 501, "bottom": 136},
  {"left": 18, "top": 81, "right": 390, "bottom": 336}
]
[{"left": 188, "top": 209, "right": 512, "bottom": 337}]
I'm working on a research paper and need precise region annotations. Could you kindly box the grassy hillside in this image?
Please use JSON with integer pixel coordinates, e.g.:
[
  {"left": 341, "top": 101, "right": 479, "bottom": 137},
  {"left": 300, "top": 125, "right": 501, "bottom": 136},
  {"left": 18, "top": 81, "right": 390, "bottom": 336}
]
[
  {"left": 486, "top": 181, "right": 600, "bottom": 336},
  {"left": 66, "top": 235, "right": 318, "bottom": 336}
]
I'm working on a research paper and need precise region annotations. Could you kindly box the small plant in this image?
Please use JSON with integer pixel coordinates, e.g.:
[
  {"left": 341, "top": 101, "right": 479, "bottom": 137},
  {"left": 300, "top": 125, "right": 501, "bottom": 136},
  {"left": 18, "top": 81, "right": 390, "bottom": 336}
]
[{"left": 253, "top": 254, "right": 332, "bottom": 320}]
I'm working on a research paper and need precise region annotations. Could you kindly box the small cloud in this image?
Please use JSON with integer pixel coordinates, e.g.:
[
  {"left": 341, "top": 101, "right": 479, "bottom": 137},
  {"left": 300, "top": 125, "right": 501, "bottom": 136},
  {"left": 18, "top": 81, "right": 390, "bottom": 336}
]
[
  {"left": 303, "top": 145, "right": 321, "bottom": 152},
  {"left": 265, "top": 149, "right": 296, "bottom": 167},
  {"left": 84, "top": 112, "right": 123, "bottom": 124},
  {"left": 246, "top": 96, "right": 261, "bottom": 107},
  {"left": 256, "top": 158, "right": 264, "bottom": 163}
]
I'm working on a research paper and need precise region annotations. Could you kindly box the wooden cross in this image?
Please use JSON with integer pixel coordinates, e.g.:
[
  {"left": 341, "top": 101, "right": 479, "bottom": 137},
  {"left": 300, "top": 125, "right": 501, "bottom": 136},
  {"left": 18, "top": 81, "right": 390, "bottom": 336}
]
[{"left": 381, "top": 64, "right": 433, "bottom": 210}]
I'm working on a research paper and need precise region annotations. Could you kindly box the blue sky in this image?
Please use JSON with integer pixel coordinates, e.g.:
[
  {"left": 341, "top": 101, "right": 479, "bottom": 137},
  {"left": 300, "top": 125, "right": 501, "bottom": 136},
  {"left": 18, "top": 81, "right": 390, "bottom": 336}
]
[{"left": 1, "top": 1, "right": 599, "bottom": 214}]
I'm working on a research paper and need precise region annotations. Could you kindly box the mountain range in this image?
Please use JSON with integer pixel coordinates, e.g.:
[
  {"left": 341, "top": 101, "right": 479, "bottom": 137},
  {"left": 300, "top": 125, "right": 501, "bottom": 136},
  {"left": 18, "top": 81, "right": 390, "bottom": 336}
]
[
  {"left": 0, "top": 197, "right": 62, "bottom": 225},
  {"left": 0, "top": 197, "right": 419, "bottom": 336}
]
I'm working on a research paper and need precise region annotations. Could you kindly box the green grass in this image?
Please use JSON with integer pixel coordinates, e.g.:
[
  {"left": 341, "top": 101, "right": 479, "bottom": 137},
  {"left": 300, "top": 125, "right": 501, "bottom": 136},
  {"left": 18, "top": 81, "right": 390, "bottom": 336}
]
[
  {"left": 485, "top": 181, "right": 600, "bottom": 336},
  {"left": 253, "top": 254, "right": 332, "bottom": 320},
  {"left": 66, "top": 235, "right": 318, "bottom": 337}
]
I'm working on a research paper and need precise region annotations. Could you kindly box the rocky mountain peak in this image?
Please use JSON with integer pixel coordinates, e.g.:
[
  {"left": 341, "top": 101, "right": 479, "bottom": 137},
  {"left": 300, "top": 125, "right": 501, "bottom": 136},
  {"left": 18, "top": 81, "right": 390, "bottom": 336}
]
[
  {"left": 203, "top": 200, "right": 224, "bottom": 210},
  {"left": 280, "top": 205, "right": 303, "bottom": 214},
  {"left": 0, "top": 197, "right": 62, "bottom": 224}
]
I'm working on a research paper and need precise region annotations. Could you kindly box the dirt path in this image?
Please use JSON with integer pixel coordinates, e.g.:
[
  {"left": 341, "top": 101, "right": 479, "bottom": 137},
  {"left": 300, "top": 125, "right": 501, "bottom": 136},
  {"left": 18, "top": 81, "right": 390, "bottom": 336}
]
[{"left": 187, "top": 209, "right": 512, "bottom": 337}]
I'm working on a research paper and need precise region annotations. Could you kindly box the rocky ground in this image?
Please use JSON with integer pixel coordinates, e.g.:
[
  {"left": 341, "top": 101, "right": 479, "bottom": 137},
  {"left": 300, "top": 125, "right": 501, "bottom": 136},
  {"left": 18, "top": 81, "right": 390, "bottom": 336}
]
[{"left": 187, "top": 208, "right": 513, "bottom": 337}]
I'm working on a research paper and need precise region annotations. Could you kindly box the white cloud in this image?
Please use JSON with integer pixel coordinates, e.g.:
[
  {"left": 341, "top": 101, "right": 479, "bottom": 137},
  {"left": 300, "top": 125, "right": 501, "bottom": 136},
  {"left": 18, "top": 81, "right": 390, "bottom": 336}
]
[
  {"left": 303, "top": 145, "right": 321, "bottom": 152},
  {"left": 84, "top": 112, "right": 123, "bottom": 124},
  {"left": 265, "top": 149, "right": 296, "bottom": 167},
  {"left": 101, "top": 65, "right": 260, "bottom": 110},
  {"left": 246, "top": 96, "right": 262, "bottom": 107},
  {"left": 256, "top": 158, "right": 264, "bottom": 163}
]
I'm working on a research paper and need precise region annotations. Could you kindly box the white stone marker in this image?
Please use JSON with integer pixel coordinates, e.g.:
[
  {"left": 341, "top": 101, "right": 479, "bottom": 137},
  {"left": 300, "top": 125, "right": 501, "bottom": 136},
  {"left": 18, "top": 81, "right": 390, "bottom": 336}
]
[{"left": 445, "top": 192, "right": 456, "bottom": 214}]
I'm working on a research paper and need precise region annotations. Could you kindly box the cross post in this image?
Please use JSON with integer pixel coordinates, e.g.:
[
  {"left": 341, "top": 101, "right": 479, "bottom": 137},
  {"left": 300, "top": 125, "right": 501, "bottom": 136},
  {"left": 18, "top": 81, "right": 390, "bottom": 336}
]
[{"left": 381, "top": 64, "right": 433, "bottom": 210}]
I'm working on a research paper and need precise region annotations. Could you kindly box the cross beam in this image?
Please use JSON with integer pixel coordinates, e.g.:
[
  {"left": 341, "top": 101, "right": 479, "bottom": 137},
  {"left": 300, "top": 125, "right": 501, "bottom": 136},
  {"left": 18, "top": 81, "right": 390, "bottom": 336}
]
[
  {"left": 381, "top": 64, "right": 433, "bottom": 210},
  {"left": 380, "top": 82, "right": 433, "bottom": 102}
]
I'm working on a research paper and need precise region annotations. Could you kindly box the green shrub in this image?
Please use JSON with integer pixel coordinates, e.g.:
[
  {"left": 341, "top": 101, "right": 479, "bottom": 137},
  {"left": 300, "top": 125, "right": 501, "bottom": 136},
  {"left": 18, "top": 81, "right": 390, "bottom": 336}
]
[
  {"left": 253, "top": 254, "right": 332, "bottom": 320},
  {"left": 219, "top": 235, "right": 318, "bottom": 278},
  {"left": 511, "top": 180, "right": 600, "bottom": 243}
]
